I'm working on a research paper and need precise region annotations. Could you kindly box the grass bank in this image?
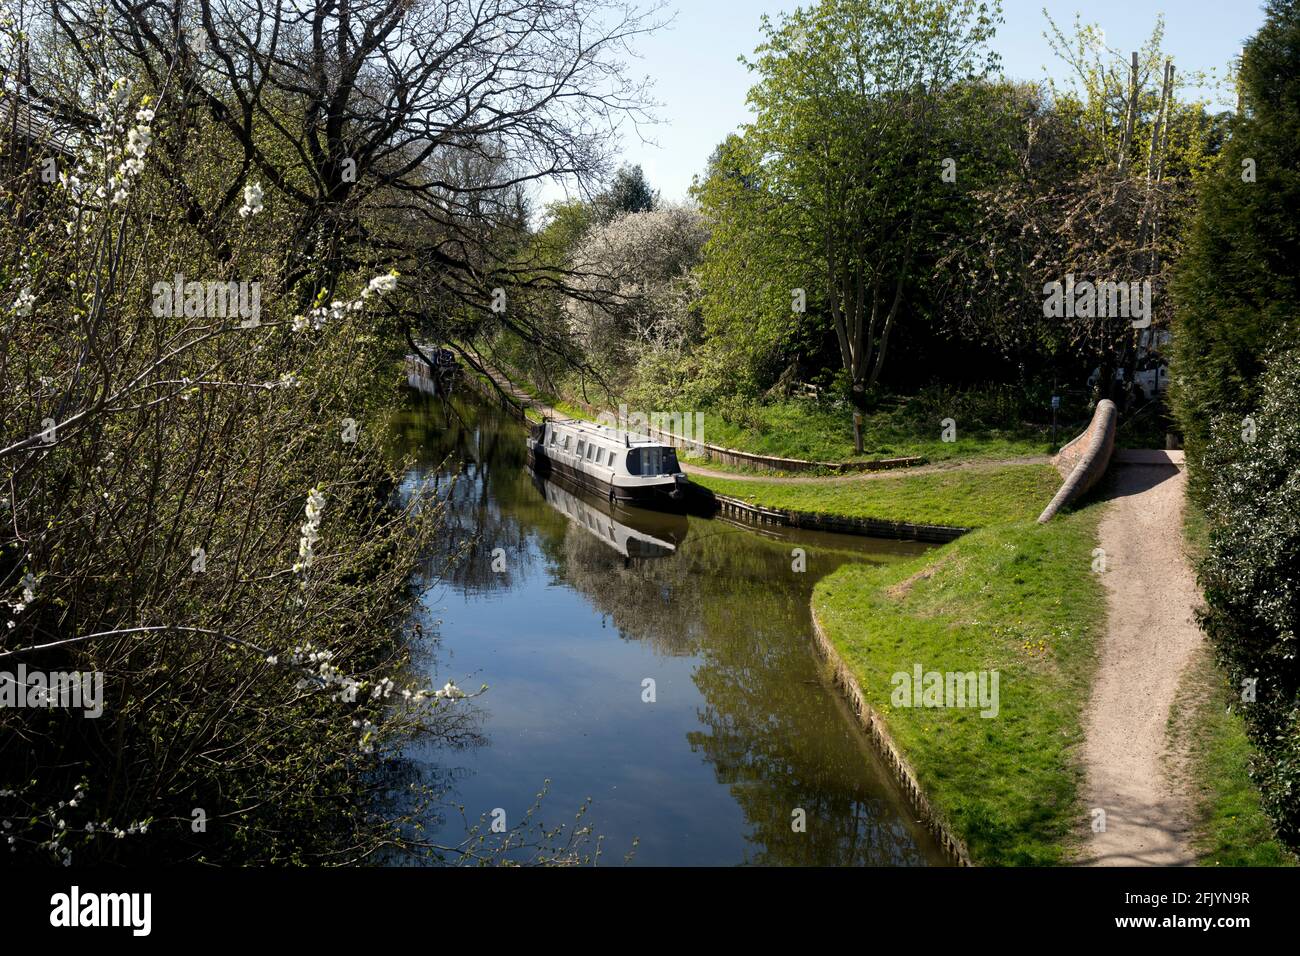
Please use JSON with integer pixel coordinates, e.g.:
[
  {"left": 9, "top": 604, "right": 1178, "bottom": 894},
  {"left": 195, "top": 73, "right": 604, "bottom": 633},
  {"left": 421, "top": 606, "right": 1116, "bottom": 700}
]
[
  {"left": 812, "top": 507, "right": 1107, "bottom": 865},
  {"left": 694, "top": 399, "right": 1050, "bottom": 465},
  {"left": 483, "top": 355, "right": 1055, "bottom": 466},
  {"left": 1168, "top": 646, "right": 1297, "bottom": 867},
  {"left": 692, "top": 465, "right": 1061, "bottom": 529}
]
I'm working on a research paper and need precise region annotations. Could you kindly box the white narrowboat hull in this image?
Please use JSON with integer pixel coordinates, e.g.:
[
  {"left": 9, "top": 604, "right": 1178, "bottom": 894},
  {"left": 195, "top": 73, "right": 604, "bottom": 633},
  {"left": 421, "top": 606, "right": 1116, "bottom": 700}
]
[{"left": 527, "top": 440, "right": 688, "bottom": 509}]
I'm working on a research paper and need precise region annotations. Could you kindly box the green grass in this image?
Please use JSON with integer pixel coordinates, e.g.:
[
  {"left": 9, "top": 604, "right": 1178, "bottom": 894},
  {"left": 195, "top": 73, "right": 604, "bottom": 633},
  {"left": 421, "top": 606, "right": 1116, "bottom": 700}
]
[
  {"left": 692, "top": 465, "right": 1062, "bottom": 529},
  {"left": 696, "top": 399, "right": 1051, "bottom": 464},
  {"left": 813, "top": 507, "right": 1107, "bottom": 865},
  {"left": 1169, "top": 646, "right": 1296, "bottom": 867},
  {"left": 486, "top": 358, "right": 1054, "bottom": 465}
]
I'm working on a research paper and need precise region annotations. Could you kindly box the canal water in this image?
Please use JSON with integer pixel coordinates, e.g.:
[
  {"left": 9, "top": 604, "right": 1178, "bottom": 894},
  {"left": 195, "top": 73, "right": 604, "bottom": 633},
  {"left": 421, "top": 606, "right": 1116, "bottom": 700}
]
[{"left": 390, "top": 392, "right": 948, "bottom": 866}]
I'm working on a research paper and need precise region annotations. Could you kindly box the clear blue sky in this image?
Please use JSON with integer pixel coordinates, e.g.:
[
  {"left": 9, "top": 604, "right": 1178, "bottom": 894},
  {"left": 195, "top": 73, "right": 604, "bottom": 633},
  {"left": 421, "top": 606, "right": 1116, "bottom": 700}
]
[{"left": 599, "top": 0, "right": 1267, "bottom": 204}]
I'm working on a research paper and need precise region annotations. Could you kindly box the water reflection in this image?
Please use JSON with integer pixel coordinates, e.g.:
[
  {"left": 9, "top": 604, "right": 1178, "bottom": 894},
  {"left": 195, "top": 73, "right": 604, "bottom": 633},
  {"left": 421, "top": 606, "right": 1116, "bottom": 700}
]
[
  {"left": 391, "top": 393, "right": 948, "bottom": 866},
  {"left": 533, "top": 475, "right": 687, "bottom": 560}
]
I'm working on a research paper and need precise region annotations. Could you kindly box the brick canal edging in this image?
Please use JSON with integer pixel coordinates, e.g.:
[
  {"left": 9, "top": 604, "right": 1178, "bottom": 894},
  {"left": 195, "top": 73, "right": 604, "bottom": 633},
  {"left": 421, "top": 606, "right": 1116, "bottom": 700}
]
[
  {"left": 810, "top": 606, "right": 975, "bottom": 867},
  {"left": 700, "top": 489, "right": 970, "bottom": 544}
]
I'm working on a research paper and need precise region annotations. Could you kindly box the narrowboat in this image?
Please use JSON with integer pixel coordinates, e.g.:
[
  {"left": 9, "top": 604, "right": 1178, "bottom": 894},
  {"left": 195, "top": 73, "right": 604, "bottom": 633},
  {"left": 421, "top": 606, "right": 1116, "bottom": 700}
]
[{"left": 527, "top": 418, "right": 689, "bottom": 508}]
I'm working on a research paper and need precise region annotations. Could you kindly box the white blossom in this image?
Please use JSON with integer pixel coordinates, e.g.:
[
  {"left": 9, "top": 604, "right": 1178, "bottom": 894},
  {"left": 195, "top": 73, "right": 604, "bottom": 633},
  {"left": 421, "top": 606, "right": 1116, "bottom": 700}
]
[
  {"left": 12, "top": 286, "right": 35, "bottom": 317},
  {"left": 367, "top": 274, "right": 398, "bottom": 295},
  {"left": 438, "top": 681, "right": 466, "bottom": 700},
  {"left": 293, "top": 487, "right": 326, "bottom": 573},
  {"left": 293, "top": 273, "right": 398, "bottom": 334},
  {"left": 127, "top": 125, "right": 151, "bottom": 159},
  {"left": 238, "top": 181, "right": 264, "bottom": 218}
]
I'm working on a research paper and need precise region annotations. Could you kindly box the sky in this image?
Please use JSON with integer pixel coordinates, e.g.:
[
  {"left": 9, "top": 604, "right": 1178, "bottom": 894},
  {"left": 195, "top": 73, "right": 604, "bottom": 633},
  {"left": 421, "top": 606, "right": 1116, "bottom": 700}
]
[{"left": 589, "top": 0, "right": 1268, "bottom": 205}]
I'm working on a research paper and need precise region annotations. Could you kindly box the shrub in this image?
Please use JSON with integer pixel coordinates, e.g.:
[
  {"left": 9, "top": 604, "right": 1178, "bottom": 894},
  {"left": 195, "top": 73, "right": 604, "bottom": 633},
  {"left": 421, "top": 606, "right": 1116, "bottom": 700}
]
[{"left": 1198, "top": 346, "right": 1300, "bottom": 850}]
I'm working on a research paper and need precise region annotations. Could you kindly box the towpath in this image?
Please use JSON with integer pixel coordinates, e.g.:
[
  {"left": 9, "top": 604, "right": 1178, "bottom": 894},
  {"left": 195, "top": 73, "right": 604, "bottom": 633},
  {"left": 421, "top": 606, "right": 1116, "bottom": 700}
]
[
  {"left": 679, "top": 456, "right": 1051, "bottom": 483},
  {"left": 1078, "top": 460, "right": 1203, "bottom": 866}
]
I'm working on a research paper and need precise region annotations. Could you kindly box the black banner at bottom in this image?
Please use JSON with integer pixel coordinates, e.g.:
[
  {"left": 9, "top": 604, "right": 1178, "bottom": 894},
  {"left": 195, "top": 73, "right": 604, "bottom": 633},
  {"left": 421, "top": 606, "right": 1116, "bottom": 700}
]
[{"left": 0, "top": 864, "right": 1291, "bottom": 942}]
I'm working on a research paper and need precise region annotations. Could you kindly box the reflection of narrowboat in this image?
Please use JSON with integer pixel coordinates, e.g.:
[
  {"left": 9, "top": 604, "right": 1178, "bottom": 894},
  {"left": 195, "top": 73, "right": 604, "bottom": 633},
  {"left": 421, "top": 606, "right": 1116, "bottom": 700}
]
[
  {"left": 527, "top": 419, "right": 689, "bottom": 509},
  {"left": 532, "top": 474, "right": 688, "bottom": 560}
]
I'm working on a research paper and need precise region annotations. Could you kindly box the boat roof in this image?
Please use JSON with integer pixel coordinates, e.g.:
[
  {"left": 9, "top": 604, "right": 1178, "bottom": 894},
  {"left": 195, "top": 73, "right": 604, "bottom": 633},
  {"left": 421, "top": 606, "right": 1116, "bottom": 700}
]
[{"left": 547, "top": 418, "right": 665, "bottom": 448}]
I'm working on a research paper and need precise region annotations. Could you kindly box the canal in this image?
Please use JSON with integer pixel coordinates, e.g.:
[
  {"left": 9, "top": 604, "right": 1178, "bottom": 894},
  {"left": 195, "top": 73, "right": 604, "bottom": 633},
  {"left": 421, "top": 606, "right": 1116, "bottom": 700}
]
[{"left": 389, "top": 391, "right": 948, "bottom": 866}]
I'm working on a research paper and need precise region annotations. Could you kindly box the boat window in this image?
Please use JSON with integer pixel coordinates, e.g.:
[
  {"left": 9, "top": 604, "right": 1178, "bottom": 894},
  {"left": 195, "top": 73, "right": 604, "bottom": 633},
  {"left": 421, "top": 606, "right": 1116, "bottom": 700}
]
[
  {"left": 576, "top": 439, "right": 586, "bottom": 458},
  {"left": 626, "top": 447, "right": 681, "bottom": 476}
]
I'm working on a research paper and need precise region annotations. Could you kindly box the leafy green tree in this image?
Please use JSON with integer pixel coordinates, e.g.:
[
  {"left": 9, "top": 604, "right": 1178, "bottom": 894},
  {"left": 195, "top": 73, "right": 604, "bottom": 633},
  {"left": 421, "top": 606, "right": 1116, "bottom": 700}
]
[
  {"left": 535, "top": 199, "right": 599, "bottom": 268},
  {"left": 692, "top": 133, "right": 823, "bottom": 401},
  {"left": 738, "top": 0, "right": 1002, "bottom": 452},
  {"left": 1171, "top": 0, "right": 1300, "bottom": 475}
]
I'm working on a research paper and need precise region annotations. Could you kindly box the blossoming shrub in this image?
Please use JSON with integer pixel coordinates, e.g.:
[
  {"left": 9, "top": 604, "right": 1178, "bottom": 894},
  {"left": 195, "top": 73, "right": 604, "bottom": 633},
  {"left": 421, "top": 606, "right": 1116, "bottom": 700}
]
[{"left": 0, "top": 66, "right": 459, "bottom": 864}]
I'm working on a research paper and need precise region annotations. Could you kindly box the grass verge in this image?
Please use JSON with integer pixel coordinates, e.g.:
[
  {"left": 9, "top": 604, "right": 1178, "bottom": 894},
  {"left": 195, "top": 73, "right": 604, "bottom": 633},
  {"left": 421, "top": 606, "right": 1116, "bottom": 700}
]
[
  {"left": 484, "top": 357, "right": 1054, "bottom": 465},
  {"left": 692, "top": 465, "right": 1061, "bottom": 529},
  {"left": 812, "top": 507, "right": 1106, "bottom": 865},
  {"left": 696, "top": 399, "right": 1051, "bottom": 464},
  {"left": 1167, "top": 645, "right": 1297, "bottom": 867},
  {"left": 1167, "top": 499, "right": 1295, "bottom": 866}
]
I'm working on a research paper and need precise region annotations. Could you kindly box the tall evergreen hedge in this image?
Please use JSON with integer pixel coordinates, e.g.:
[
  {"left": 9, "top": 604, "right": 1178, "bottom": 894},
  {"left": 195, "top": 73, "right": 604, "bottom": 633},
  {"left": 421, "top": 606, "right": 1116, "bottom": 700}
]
[
  {"left": 1170, "top": 0, "right": 1300, "bottom": 487},
  {"left": 1198, "top": 348, "right": 1300, "bottom": 849}
]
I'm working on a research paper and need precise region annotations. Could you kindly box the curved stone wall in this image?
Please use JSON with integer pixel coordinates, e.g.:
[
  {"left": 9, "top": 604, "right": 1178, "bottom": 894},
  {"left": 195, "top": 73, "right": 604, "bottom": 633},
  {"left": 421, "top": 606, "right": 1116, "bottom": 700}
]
[{"left": 1037, "top": 400, "right": 1118, "bottom": 523}]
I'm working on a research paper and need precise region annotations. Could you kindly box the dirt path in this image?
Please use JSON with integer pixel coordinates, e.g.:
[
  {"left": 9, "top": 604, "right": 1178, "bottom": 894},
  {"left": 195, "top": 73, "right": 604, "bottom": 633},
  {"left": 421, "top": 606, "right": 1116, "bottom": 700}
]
[
  {"left": 681, "top": 455, "right": 1052, "bottom": 484},
  {"left": 1079, "top": 463, "right": 1204, "bottom": 866}
]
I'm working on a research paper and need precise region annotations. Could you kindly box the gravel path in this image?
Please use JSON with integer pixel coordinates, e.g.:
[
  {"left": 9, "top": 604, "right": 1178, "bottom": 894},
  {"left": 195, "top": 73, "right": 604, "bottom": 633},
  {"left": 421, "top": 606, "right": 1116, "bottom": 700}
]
[
  {"left": 681, "top": 455, "right": 1052, "bottom": 484},
  {"left": 1079, "top": 463, "right": 1204, "bottom": 866}
]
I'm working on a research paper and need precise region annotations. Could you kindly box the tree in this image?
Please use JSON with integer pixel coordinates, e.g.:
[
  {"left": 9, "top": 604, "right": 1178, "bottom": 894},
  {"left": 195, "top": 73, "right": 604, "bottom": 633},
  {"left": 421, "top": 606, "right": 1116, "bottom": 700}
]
[
  {"left": 692, "top": 133, "right": 823, "bottom": 401},
  {"left": 938, "top": 16, "right": 1217, "bottom": 410},
  {"left": 594, "top": 163, "right": 658, "bottom": 223},
  {"left": 1171, "top": 0, "right": 1300, "bottom": 478},
  {"left": 567, "top": 203, "right": 708, "bottom": 370},
  {"left": 36, "top": 0, "right": 667, "bottom": 386},
  {"left": 740, "top": 0, "right": 1002, "bottom": 453}
]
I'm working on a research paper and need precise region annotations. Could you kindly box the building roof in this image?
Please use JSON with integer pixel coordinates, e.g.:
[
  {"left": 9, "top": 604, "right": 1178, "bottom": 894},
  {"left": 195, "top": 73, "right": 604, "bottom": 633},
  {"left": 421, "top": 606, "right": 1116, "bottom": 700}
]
[{"left": 1, "top": 94, "right": 75, "bottom": 156}]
